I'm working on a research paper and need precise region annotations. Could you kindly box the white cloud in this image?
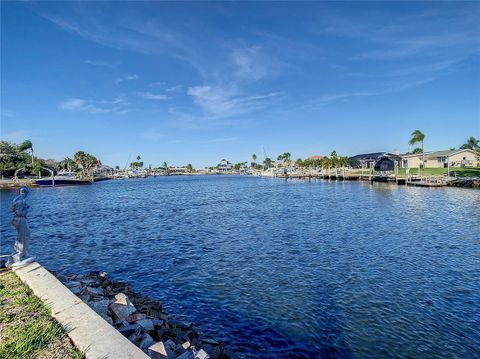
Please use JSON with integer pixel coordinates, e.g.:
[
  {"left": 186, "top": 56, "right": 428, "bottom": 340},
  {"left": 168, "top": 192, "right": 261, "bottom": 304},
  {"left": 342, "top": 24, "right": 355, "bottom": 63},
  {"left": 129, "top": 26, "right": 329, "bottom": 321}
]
[
  {"left": 187, "top": 85, "right": 282, "bottom": 118},
  {"left": 317, "top": 77, "right": 436, "bottom": 104},
  {"left": 231, "top": 46, "right": 267, "bottom": 81},
  {"left": 203, "top": 137, "right": 239, "bottom": 143},
  {"left": 115, "top": 74, "right": 139, "bottom": 84},
  {"left": 83, "top": 60, "right": 119, "bottom": 67},
  {"left": 165, "top": 85, "right": 183, "bottom": 92},
  {"left": 58, "top": 97, "right": 130, "bottom": 114},
  {"left": 136, "top": 92, "right": 170, "bottom": 100}
]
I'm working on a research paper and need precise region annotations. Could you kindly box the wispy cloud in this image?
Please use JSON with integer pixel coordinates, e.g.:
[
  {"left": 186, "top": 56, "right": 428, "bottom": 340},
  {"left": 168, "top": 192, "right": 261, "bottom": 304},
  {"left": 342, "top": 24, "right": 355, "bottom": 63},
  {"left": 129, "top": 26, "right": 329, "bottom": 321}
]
[
  {"left": 231, "top": 46, "right": 267, "bottom": 81},
  {"left": 83, "top": 59, "right": 119, "bottom": 67},
  {"left": 166, "top": 85, "right": 183, "bottom": 92},
  {"left": 187, "top": 85, "right": 282, "bottom": 118},
  {"left": 115, "top": 74, "right": 139, "bottom": 84},
  {"left": 203, "top": 137, "right": 239, "bottom": 143},
  {"left": 136, "top": 92, "right": 170, "bottom": 100},
  {"left": 317, "top": 77, "right": 436, "bottom": 104},
  {"left": 58, "top": 97, "right": 130, "bottom": 114}
]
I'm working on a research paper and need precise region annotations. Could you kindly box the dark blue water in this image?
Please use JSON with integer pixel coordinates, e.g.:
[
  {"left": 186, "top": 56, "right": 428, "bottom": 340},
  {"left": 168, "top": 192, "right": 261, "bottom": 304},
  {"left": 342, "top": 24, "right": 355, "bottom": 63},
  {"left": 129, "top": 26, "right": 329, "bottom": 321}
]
[{"left": 1, "top": 176, "right": 479, "bottom": 358}]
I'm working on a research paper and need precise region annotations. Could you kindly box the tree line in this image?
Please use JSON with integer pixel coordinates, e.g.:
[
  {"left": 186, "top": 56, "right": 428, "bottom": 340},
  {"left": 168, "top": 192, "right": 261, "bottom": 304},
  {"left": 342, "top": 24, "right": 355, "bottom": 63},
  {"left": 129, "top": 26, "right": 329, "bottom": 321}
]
[{"left": 0, "top": 139, "right": 99, "bottom": 178}]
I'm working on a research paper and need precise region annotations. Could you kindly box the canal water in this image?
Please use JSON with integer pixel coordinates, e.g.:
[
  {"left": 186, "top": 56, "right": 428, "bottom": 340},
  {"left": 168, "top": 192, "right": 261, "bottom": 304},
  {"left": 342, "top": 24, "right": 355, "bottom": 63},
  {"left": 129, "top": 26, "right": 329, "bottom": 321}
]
[{"left": 1, "top": 176, "right": 479, "bottom": 358}]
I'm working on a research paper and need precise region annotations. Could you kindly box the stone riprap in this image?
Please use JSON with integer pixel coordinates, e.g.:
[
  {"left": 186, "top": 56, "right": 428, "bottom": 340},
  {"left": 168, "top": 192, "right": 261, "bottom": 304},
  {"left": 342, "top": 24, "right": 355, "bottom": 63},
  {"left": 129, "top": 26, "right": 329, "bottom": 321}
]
[{"left": 55, "top": 271, "right": 235, "bottom": 359}]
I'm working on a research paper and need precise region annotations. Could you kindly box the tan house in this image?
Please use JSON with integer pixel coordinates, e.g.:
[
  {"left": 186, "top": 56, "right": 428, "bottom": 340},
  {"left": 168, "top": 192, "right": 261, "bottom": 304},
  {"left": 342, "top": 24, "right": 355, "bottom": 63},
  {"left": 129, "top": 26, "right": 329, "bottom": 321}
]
[{"left": 401, "top": 149, "right": 479, "bottom": 168}]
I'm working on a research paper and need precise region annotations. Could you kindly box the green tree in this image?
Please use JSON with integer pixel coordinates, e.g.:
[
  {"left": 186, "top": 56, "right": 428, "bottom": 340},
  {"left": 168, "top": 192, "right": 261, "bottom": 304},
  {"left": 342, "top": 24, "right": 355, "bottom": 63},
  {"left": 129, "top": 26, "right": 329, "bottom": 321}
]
[
  {"left": 412, "top": 147, "right": 423, "bottom": 154},
  {"left": 186, "top": 163, "right": 193, "bottom": 172},
  {"left": 18, "top": 139, "right": 34, "bottom": 165},
  {"left": 330, "top": 151, "right": 338, "bottom": 168},
  {"left": 60, "top": 157, "right": 76, "bottom": 172},
  {"left": 460, "top": 136, "right": 479, "bottom": 150},
  {"left": 74, "top": 151, "right": 97, "bottom": 177},
  {"left": 339, "top": 156, "right": 349, "bottom": 168},
  {"left": 263, "top": 157, "right": 273, "bottom": 169},
  {"left": 0, "top": 141, "right": 29, "bottom": 176},
  {"left": 408, "top": 130, "right": 425, "bottom": 167}
]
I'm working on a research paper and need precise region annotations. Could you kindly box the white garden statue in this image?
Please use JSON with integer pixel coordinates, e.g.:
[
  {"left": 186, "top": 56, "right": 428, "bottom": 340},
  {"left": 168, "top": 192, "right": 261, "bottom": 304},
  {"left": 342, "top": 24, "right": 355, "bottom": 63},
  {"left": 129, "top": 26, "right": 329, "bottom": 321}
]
[{"left": 7, "top": 186, "right": 35, "bottom": 267}]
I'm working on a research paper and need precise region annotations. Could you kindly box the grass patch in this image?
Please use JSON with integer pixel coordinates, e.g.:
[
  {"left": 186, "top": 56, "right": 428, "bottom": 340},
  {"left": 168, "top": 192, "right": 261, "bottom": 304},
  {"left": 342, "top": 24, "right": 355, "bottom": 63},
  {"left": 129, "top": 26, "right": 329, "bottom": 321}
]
[
  {"left": 0, "top": 269, "right": 84, "bottom": 359},
  {"left": 349, "top": 167, "right": 480, "bottom": 177}
]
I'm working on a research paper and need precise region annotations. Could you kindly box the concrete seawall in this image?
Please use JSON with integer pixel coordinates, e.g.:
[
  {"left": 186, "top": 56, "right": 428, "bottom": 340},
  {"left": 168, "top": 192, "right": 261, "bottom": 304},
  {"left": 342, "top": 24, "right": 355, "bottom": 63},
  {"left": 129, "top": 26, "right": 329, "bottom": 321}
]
[{"left": 13, "top": 261, "right": 148, "bottom": 359}]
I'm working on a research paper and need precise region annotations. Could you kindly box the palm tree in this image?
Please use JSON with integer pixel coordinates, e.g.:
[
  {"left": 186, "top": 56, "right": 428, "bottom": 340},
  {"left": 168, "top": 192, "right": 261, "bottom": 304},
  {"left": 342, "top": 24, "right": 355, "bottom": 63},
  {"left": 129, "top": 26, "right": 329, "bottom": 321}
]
[
  {"left": 460, "top": 136, "right": 479, "bottom": 150},
  {"left": 74, "top": 151, "right": 87, "bottom": 176},
  {"left": 60, "top": 157, "right": 76, "bottom": 172},
  {"left": 408, "top": 130, "right": 425, "bottom": 168},
  {"left": 321, "top": 157, "right": 332, "bottom": 176},
  {"left": 252, "top": 154, "right": 257, "bottom": 162},
  {"left": 283, "top": 152, "right": 291, "bottom": 167},
  {"left": 18, "top": 139, "right": 34, "bottom": 165},
  {"left": 263, "top": 157, "right": 273, "bottom": 169}
]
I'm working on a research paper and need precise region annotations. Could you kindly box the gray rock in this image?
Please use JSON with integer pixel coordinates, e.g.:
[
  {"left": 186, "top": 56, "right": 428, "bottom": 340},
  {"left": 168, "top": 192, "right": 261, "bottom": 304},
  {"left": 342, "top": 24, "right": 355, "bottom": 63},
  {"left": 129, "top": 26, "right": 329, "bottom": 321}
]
[
  {"left": 70, "top": 287, "right": 82, "bottom": 295},
  {"left": 66, "top": 280, "right": 81, "bottom": 288},
  {"left": 126, "top": 313, "right": 147, "bottom": 323},
  {"left": 136, "top": 318, "right": 154, "bottom": 332},
  {"left": 177, "top": 351, "right": 194, "bottom": 359},
  {"left": 128, "top": 331, "right": 142, "bottom": 344},
  {"left": 139, "top": 333, "right": 154, "bottom": 351},
  {"left": 164, "top": 339, "right": 178, "bottom": 358},
  {"left": 118, "top": 323, "right": 141, "bottom": 337},
  {"left": 84, "top": 286, "right": 104, "bottom": 297},
  {"left": 156, "top": 327, "right": 167, "bottom": 339},
  {"left": 152, "top": 318, "right": 164, "bottom": 327},
  {"left": 79, "top": 294, "right": 91, "bottom": 302},
  {"left": 82, "top": 279, "right": 98, "bottom": 285},
  {"left": 88, "top": 299, "right": 110, "bottom": 318},
  {"left": 109, "top": 293, "right": 136, "bottom": 320}
]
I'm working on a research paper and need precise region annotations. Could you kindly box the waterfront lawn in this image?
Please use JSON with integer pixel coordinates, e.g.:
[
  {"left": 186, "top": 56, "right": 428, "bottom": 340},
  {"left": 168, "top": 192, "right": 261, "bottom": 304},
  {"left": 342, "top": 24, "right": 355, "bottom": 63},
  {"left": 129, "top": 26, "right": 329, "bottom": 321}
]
[
  {"left": 398, "top": 167, "right": 480, "bottom": 177},
  {"left": 351, "top": 167, "right": 480, "bottom": 177},
  {"left": 0, "top": 269, "right": 84, "bottom": 359}
]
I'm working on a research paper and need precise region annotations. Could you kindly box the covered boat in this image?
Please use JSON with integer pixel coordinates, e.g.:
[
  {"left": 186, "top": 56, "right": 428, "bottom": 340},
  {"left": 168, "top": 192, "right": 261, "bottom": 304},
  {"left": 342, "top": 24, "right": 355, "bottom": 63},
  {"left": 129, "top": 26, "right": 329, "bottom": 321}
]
[{"left": 34, "top": 171, "right": 92, "bottom": 187}]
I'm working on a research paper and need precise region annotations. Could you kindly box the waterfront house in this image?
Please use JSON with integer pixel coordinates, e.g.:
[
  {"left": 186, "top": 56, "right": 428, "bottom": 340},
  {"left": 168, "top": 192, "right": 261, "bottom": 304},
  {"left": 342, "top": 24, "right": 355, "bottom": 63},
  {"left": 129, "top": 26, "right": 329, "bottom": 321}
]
[
  {"left": 374, "top": 155, "right": 396, "bottom": 171},
  {"left": 217, "top": 159, "right": 233, "bottom": 172},
  {"left": 400, "top": 149, "right": 479, "bottom": 168},
  {"left": 169, "top": 167, "right": 190, "bottom": 174},
  {"left": 349, "top": 152, "right": 401, "bottom": 169}
]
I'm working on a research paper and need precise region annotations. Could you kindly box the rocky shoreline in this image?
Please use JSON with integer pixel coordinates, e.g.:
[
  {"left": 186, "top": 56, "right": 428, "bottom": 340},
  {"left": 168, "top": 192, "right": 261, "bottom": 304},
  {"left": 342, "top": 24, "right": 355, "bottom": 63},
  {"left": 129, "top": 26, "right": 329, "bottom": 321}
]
[{"left": 54, "top": 270, "right": 236, "bottom": 359}]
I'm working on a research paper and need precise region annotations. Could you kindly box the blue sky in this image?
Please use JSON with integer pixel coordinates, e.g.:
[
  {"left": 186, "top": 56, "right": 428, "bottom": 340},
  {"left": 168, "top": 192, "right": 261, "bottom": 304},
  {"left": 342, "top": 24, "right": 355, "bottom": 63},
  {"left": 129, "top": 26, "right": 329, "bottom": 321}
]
[{"left": 1, "top": 1, "right": 479, "bottom": 167}]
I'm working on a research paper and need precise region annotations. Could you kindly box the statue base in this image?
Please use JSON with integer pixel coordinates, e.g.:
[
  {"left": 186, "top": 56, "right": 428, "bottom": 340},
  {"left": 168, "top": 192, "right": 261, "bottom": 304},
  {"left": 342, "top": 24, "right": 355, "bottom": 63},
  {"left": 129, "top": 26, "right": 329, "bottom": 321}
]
[{"left": 9, "top": 257, "right": 36, "bottom": 268}]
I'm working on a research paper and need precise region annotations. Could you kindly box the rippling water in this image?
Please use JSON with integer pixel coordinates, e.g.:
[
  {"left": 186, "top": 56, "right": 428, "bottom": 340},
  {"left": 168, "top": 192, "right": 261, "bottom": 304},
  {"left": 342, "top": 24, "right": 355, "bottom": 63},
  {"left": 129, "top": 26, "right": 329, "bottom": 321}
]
[{"left": 1, "top": 176, "right": 479, "bottom": 358}]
